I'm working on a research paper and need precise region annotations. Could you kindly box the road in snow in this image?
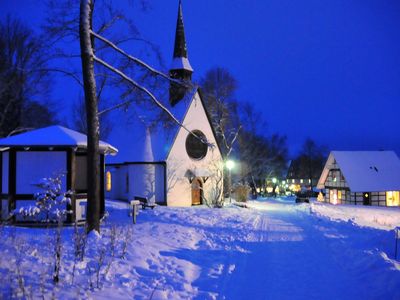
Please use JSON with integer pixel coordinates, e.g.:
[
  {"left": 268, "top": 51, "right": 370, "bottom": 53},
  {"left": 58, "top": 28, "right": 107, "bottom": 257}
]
[{"left": 1, "top": 198, "right": 400, "bottom": 299}]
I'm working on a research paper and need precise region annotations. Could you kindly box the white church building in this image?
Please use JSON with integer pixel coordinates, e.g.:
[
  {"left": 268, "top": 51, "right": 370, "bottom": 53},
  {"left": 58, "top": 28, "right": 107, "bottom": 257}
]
[{"left": 105, "top": 1, "right": 223, "bottom": 206}]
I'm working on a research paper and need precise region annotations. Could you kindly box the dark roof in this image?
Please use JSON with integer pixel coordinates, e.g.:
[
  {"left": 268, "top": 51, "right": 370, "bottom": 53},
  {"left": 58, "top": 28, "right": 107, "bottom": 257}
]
[{"left": 173, "top": 0, "right": 188, "bottom": 59}]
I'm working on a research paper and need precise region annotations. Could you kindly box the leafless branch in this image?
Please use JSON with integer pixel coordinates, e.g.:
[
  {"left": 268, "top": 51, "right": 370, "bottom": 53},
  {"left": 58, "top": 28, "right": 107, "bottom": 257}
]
[
  {"left": 18, "top": 67, "right": 83, "bottom": 87},
  {"left": 93, "top": 55, "right": 212, "bottom": 147},
  {"left": 91, "top": 31, "right": 189, "bottom": 88}
]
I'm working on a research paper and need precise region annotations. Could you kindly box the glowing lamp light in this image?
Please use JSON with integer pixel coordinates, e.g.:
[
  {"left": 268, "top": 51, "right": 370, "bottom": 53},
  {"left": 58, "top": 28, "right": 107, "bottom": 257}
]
[
  {"left": 317, "top": 192, "right": 324, "bottom": 202},
  {"left": 226, "top": 160, "right": 235, "bottom": 170},
  {"left": 272, "top": 178, "right": 277, "bottom": 184}
]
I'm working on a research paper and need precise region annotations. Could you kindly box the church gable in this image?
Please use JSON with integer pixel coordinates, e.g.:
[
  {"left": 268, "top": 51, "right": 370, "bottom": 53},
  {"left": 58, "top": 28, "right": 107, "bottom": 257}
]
[
  {"left": 167, "top": 91, "right": 221, "bottom": 163},
  {"left": 166, "top": 91, "right": 223, "bottom": 206}
]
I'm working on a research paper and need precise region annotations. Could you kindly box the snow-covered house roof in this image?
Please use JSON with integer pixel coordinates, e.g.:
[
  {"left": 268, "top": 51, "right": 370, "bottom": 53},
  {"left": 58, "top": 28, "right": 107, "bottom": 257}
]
[
  {"left": 107, "top": 87, "right": 220, "bottom": 164},
  {"left": 317, "top": 151, "right": 400, "bottom": 192},
  {"left": 0, "top": 125, "right": 118, "bottom": 154}
]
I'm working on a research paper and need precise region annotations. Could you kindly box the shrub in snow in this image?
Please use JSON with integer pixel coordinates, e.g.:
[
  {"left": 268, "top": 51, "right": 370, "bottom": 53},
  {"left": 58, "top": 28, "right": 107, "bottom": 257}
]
[
  {"left": 234, "top": 183, "right": 251, "bottom": 202},
  {"left": 14, "top": 174, "right": 73, "bottom": 222},
  {"left": 203, "top": 163, "right": 224, "bottom": 208}
]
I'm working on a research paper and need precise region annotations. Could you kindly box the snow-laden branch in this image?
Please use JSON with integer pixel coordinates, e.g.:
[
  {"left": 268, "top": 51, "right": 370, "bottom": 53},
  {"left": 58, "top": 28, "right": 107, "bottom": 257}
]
[
  {"left": 91, "top": 30, "right": 190, "bottom": 88},
  {"left": 93, "top": 55, "right": 213, "bottom": 148},
  {"left": 224, "top": 125, "right": 242, "bottom": 158}
]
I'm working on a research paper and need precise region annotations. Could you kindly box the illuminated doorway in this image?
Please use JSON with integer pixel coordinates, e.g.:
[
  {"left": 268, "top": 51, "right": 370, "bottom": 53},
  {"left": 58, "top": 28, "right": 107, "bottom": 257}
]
[{"left": 191, "top": 178, "right": 202, "bottom": 205}]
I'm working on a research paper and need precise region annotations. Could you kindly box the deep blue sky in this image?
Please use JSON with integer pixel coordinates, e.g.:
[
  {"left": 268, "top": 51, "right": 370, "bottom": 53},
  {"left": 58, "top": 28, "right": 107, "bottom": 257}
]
[{"left": 2, "top": 0, "right": 400, "bottom": 156}]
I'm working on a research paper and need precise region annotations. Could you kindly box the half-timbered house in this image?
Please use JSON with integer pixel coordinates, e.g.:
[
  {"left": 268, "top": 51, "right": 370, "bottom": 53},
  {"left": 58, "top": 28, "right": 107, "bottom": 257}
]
[{"left": 317, "top": 151, "right": 400, "bottom": 206}]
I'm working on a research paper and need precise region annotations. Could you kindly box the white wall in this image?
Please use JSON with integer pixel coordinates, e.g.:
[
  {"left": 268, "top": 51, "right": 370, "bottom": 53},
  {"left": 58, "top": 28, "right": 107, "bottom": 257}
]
[
  {"left": 16, "top": 151, "right": 67, "bottom": 194},
  {"left": 167, "top": 92, "right": 223, "bottom": 206},
  {"left": 105, "top": 165, "right": 129, "bottom": 200},
  {"left": 2, "top": 151, "right": 8, "bottom": 193},
  {"left": 106, "top": 164, "right": 165, "bottom": 204},
  {"left": 129, "top": 164, "right": 165, "bottom": 204}
]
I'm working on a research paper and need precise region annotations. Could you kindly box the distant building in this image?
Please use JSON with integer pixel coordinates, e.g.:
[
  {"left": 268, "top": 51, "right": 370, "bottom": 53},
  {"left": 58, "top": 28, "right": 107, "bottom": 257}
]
[
  {"left": 286, "top": 159, "right": 319, "bottom": 192},
  {"left": 105, "top": 1, "right": 223, "bottom": 206},
  {"left": 0, "top": 126, "right": 117, "bottom": 222},
  {"left": 317, "top": 151, "right": 400, "bottom": 206}
]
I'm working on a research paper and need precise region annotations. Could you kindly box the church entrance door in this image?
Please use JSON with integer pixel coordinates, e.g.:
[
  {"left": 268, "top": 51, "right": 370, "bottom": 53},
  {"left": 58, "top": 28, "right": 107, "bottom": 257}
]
[{"left": 191, "top": 178, "right": 202, "bottom": 205}]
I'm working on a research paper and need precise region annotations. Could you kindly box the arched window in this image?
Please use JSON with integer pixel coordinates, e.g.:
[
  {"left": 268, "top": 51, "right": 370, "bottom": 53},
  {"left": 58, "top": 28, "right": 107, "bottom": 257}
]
[{"left": 106, "top": 171, "right": 112, "bottom": 192}]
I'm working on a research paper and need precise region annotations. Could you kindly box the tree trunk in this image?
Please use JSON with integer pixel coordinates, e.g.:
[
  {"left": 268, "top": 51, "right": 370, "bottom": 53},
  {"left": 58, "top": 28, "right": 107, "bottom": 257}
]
[{"left": 79, "top": 0, "right": 100, "bottom": 233}]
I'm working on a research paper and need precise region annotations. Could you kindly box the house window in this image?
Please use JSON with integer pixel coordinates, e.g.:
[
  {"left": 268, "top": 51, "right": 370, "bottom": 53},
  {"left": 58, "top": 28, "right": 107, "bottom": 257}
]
[
  {"left": 387, "top": 191, "right": 399, "bottom": 206},
  {"left": 292, "top": 179, "right": 295, "bottom": 184},
  {"left": 106, "top": 171, "right": 112, "bottom": 192},
  {"left": 185, "top": 130, "right": 208, "bottom": 160},
  {"left": 338, "top": 190, "right": 342, "bottom": 200},
  {"left": 300, "top": 179, "right": 303, "bottom": 184}
]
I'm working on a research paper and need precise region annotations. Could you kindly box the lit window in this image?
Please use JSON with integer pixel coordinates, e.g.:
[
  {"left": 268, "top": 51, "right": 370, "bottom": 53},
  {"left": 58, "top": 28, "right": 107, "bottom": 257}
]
[
  {"left": 330, "top": 190, "right": 338, "bottom": 205},
  {"left": 338, "top": 190, "right": 342, "bottom": 200},
  {"left": 106, "top": 171, "right": 112, "bottom": 192},
  {"left": 292, "top": 179, "right": 295, "bottom": 184},
  {"left": 300, "top": 179, "right": 303, "bottom": 184},
  {"left": 387, "top": 191, "right": 399, "bottom": 206}
]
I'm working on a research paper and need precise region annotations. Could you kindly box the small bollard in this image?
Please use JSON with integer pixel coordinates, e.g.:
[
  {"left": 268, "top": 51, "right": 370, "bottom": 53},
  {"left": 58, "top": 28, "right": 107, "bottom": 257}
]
[
  {"left": 130, "top": 200, "right": 140, "bottom": 224},
  {"left": 395, "top": 227, "right": 400, "bottom": 260}
]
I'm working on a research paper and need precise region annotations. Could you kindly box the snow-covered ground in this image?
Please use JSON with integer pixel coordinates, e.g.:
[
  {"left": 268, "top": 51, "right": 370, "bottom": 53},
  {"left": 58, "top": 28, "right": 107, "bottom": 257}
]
[
  {"left": 1, "top": 197, "right": 400, "bottom": 299},
  {"left": 310, "top": 199, "right": 400, "bottom": 230}
]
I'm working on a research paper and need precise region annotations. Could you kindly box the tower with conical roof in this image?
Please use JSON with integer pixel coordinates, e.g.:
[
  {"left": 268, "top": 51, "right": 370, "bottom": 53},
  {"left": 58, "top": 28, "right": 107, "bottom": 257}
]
[{"left": 169, "top": 0, "right": 193, "bottom": 106}]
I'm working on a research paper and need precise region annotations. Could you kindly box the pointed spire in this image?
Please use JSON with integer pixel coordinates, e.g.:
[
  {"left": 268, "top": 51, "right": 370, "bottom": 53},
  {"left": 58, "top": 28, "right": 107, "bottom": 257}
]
[
  {"left": 173, "top": 0, "right": 188, "bottom": 58},
  {"left": 170, "top": 0, "right": 193, "bottom": 75},
  {"left": 169, "top": 0, "right": 193, "bottom": 106}
]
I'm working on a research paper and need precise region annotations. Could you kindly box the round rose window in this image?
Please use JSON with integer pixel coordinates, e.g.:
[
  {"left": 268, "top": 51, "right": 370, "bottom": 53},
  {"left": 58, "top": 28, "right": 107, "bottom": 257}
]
[{"left": 185, "top": 130, "right": 208, "bottom": 160}]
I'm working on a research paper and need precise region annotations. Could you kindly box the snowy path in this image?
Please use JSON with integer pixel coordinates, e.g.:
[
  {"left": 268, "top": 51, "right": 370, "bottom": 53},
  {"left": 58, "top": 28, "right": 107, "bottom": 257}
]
[
  {"left": 221, "top": 202, "right": 368, "bottom": 299},
  {"left": 145, "top": 199, "right": 400, "bottom": 299}
]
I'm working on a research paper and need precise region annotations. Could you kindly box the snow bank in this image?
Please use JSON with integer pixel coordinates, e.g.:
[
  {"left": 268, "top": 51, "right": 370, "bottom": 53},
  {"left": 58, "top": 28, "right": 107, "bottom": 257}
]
[{"left": 311, "top": 201, "right": 400, "bottom": 230}]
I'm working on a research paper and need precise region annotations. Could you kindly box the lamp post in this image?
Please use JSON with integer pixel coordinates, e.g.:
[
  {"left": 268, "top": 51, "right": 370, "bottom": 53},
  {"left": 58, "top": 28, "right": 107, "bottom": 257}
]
[
  {"left": 272, "top": 177, "right": 277, "bottom": 197},
  {"left": 226, "top": 160, "right": 235, "bottom": 203}
]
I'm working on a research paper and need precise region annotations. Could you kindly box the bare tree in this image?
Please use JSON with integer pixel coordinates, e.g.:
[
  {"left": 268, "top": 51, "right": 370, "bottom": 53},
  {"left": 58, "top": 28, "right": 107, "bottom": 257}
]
[
  {"left": 200, "top": 67, "right": 242, "bottom": 159},
  {"left": 293, "top": 138, "right": 327, "bottom": 191},
  {"left": 0, "top": 16, "right": 55, "bottom": 137},
  {"left": 238, "top": 103, "right": 288, "bottom": 195}
]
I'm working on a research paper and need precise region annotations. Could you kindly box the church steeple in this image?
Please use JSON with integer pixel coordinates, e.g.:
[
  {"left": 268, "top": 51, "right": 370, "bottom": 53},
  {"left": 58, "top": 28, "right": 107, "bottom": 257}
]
[{"left": 169, "top": 0, "right": 193, "bottom": 106}]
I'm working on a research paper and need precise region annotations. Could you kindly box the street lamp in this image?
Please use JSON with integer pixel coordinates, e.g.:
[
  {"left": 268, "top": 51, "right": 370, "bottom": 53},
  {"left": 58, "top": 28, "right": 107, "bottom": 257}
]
[
  {"left": 226, "top": 160, "right": 235, "bottom": 203},
  {"left": 272, "top": 177, "right": 277, "bottom": 197}
]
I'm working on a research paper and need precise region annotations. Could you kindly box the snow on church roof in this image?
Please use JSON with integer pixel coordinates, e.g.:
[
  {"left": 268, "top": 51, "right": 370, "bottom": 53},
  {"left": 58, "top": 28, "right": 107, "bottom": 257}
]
[
  {"left": 171, "top": 57, "right": 193, "bottom": 72},
  {"left": 0, "top": 125, "right": 118, "bottom": 154},
  {"left": 318, "top": 151, "right": 400, "bottom": 192},
  {"left": 106, "top": 87, "right": 199, "bottom": 164}
]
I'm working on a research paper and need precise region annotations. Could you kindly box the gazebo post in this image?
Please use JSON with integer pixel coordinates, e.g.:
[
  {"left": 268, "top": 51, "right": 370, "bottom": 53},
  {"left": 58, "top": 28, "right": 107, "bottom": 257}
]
[
  {"left": 66, "top": 148, "right": 76, "bottom": 223},
  {"left": 100, "top": 154, "right": 105, "bottom": 218},
  {"left": 8, "top": 149, "right": 16, "bottom": 218}
]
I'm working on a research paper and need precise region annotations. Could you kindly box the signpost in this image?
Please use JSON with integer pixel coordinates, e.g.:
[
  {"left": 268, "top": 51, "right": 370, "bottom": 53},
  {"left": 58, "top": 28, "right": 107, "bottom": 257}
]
[{"left": 395, "top": 227, "right": 400, "bottom": 260}]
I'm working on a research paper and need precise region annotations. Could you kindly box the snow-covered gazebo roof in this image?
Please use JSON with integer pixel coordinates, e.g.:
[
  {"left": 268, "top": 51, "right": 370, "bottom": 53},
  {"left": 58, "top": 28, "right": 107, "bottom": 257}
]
[
  {"left": 0, "top": 125, "right": 118, "bottom": 154},
  {"left": 318, "top": 151, "right": 400, "bottom": 192}
]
